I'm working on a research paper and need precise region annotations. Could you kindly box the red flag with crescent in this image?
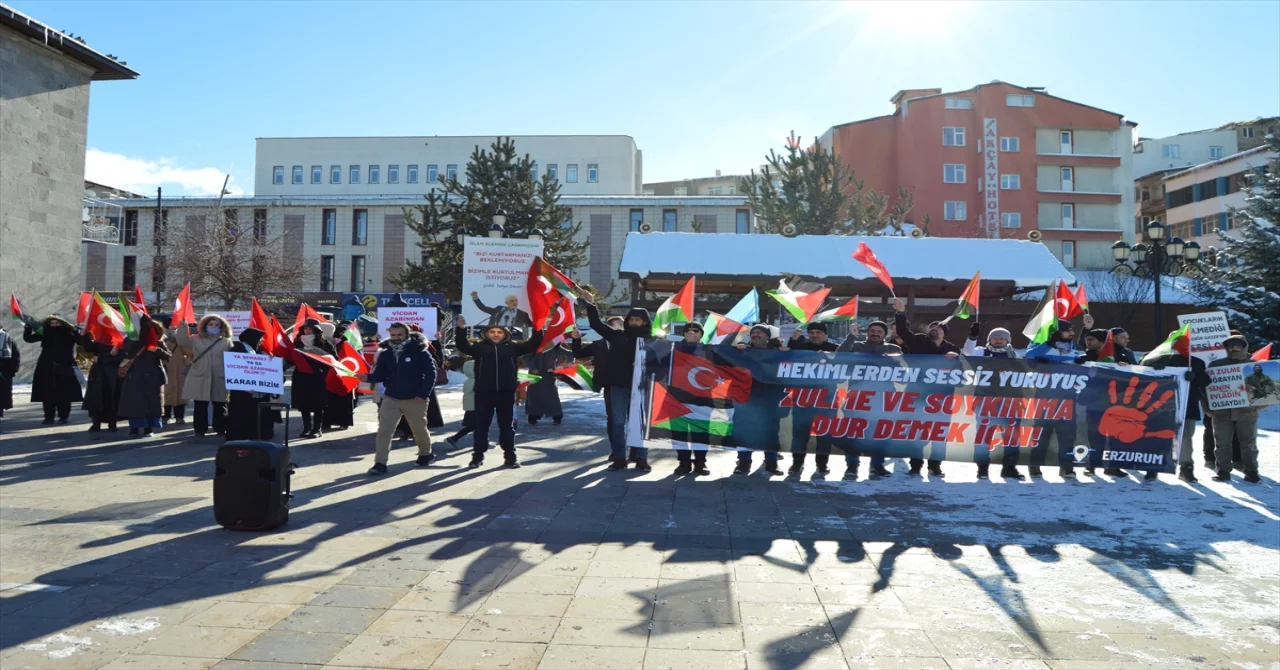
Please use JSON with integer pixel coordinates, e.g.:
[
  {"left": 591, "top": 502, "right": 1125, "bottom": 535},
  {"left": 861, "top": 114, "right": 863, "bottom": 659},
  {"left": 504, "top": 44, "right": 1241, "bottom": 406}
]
[
  {"left": 670, "top": 349, "right": 752, "bottom": 403},
  {"left": 1054, "top": 281, "right": 1083, "bottom": 320}
]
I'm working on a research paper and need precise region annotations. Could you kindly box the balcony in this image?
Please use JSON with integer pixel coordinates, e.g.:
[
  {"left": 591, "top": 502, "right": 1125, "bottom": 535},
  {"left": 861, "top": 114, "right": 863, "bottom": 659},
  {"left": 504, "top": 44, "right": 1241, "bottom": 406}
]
[
  {"left": 1139, "top": 196, "right": 1167, "bottom": 214},
  {"left": 81, "top": 197, "right": 121, "bottom": 245},
  {"left": 1040, "top": 220, "right": 1124, "bottom": 232}
]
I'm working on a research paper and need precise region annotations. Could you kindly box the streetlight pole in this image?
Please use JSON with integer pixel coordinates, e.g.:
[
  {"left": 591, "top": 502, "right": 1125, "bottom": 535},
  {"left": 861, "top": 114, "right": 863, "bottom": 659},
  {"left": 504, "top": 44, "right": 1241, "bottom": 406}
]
[{"left": 1110, "top": 220, "right": 1200, "bottom": 343}]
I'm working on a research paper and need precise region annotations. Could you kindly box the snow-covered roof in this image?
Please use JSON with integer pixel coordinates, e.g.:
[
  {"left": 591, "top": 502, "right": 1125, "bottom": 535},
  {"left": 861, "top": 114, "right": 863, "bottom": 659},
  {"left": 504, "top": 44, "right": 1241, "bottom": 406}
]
[
  {"left": 1012, "top": 269, "right": 1201, "bottom": 305},
  {"left": 618, "top": 232, "right": 1076, "bottom": 288}
]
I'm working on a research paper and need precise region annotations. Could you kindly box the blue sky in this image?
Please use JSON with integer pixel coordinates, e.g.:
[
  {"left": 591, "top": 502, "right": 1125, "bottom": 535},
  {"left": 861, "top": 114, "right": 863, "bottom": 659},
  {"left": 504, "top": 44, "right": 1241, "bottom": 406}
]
[{"left": 18, "top": 0, "right": 1280, "bottom": 196}]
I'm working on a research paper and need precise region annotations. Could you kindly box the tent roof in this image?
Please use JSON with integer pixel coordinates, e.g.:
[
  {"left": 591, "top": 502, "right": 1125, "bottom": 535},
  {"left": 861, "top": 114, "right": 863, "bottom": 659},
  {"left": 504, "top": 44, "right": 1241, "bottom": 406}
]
[{"left": 618, "top": 232, "right": 1075, "bottom": 289}]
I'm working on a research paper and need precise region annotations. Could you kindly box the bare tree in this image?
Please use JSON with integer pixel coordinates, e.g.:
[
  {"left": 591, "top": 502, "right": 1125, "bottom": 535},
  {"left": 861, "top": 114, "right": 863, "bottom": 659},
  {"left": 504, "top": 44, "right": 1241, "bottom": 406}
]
[
  {"left": 1089, "top": 270, "right": 1155, "bottom": 327},
  {"left": 162, "top": 204, "right": 306, "bottom": 311}
]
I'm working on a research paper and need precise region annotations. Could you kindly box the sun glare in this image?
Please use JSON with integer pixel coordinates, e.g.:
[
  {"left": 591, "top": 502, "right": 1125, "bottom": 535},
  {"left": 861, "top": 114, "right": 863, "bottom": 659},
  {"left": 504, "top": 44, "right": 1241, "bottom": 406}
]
[{"left": 839, "top": 0, "right": 971, "bottom": 40}]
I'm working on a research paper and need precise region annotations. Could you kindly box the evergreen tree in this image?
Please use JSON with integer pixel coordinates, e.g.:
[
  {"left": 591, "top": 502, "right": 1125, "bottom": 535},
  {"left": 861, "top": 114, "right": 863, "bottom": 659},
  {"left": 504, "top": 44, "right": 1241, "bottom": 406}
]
[
  {"left": 390, "top": 137, "right": 590, "bottom": 301},
  {"left": 1196, "top": 134, "right": 1280, "bottom": 347},
  {"left": 739, "top": 132, "right": 922, "bottom": 236}
]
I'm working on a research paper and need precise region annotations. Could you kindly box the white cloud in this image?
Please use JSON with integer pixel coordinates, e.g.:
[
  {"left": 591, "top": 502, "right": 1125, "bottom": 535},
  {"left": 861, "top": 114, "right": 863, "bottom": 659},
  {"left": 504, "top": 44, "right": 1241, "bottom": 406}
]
[{"left": 85, "top": 148, "right": 246, "bottom": 197}]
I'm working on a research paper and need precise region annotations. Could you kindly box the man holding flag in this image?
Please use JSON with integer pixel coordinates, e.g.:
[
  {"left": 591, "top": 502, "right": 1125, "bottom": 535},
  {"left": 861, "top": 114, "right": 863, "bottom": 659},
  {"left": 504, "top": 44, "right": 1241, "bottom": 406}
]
[
  {"left": 892, "top": 298, "right": 958, "bottom": 478},
  {"left": 584, "top": 295, "right": 655, "bottom": 472},
  {"left": 1140, "top": 324, "right": 1204, "bottom": 483}
]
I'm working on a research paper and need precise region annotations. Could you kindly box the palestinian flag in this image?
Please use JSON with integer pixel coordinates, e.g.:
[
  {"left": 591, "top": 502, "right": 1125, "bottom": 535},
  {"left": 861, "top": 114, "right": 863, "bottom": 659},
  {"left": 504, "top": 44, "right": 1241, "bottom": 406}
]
[
  {"left": 118, "top": 295, "right": 146, "bottom": 338},
  {"left": 1096, "top": 329, "right": 1116, "bottom": 363},
  {"left": 1140, "top": 324, "right": 1192, "bottom": 365},
  {"left": 1074, "top": 284, "right": 1090, "bottom": 313},
  {"left": 554, "top": 364, "right": 593, "bottom": 391},
  {"left": 815, "top": 297, "right": 858, "bottom": 322},
  {"left": 650, "top": 382, "right": 734, "bottom": 437},
  {"left": 1022, "top": 297, "right": 1058, "bottom": 345},
  {"left": 343, "top": 327, "right": 362, "bottom": 351},
  {"left": 517, "top": 371, "right": 541, "bottom": 390},
  {"left": 701, "top": 312, "right": 750, "bottom": 345},
  {"left": 8, "top": 294, "right": 38, "bottom": 329},
  {"left": 942, "top": 272, "right": 980, "bottom": 323},
  {"left": 767, "top": 280, "right": 831, "bottom": 323},
  {"left": 651, "top": 277, "right": 695, "bottom": 337},
  {"left": 1253, "top": 343, "right": 1273, "bottom": 362}
]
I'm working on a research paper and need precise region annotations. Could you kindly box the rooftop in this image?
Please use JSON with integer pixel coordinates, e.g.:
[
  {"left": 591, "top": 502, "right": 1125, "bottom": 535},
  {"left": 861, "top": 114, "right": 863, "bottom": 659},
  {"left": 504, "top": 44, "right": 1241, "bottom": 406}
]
[
  {"left": 1164, "top": 145, "right": 1275, "bottom": 181},
  {"left": 0, "top": 3, "right": 138, "bottom": 81}
]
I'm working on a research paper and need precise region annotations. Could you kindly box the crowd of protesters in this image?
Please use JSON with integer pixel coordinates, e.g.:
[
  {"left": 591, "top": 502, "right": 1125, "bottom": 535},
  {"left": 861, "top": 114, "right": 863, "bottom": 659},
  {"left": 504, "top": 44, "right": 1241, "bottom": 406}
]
[{"left": 0, "top": 289, "right": 1269, "bottom": 488}]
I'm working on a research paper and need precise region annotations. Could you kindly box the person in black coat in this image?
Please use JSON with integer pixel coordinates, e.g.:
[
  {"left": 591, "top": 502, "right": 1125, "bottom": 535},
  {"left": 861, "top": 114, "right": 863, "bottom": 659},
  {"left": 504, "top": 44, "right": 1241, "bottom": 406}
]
[
  {"left": 891, "top": 299, "right": 957, "bottom": 478},
  {"left": 584, "top": 298, "right": 654, "bottom": 472},
  {"left": 0, "top": 326, "right": 20, "bottom": 421},
  {"left": 24, "top": 315, "right": 83, "bottom": 424},
  {"left": 77, "top": 331, "right": 125, "bottom": 433},
  {"left": 225, "top": 327, "right": 279, "bottom": 442},
  {"left": 117, "top": 318, "right": 172, "bottom": 438},
  {"left": 570, "top": 315, "right": 622, "bottom": 448},
  {"left": 324, "top": 321, "right": 356, "bottom": 431},
  {"left": 292, "top": 319, "right": 335, "bottom": 439},
  {"left": 671, "top": 323, "right": 711, "bottom": 476},
  {"left": 454, "top": 314, "right": 547, "bottom": 469},
  {"left": 786, "top": 322, "right": 840, "bottom": 476},
  {"left": 1141, "top": 348, "right": 1207, "bottom": 483}
]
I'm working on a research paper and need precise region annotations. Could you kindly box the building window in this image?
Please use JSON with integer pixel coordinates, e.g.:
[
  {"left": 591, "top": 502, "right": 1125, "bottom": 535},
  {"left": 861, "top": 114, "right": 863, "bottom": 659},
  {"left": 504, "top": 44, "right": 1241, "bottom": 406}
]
[
  {"left": 630, "top": 209, "right": 644, "bottom": 232},
  {"left": 1209, "top": 146, "right": 1224, "bottom": 159},
  {"left": 944, "top": 201, "right": 967, "bottom": 220},
  {"left": 530, "top": 162, "right": 538, "bottom": 180},
  {"left": 588, "top": 164, "right": 598, "bottom": 183},
  {"left": 320, "top": 256, "right": 335, "bottom": 291},
  {"left": 427, "top": 164, "right": 438, "bottom": 183},
  {"left": 122, "top": 209, "right": 138, "bottom": 246},
  {"left": 1162, "top": 144, "right": 1180, "bottom": 159},
  {"left": 223, "top": 209, "right": 239, "bottom": 236},
  {"left": 944, "top": 97, "right": 973, "bottom": 109},
  {"left": 253, "top": 209, "right": 267, "bottom": 240},
  {"left": 369, "top": 165, "right": 380, "bottom": 184},
  {"left": 1062, "top": 241, "right": 1076, "bottom": 268},
  {"left": 311, "top": 166, "right": 322, "bottom": 184},
  {"left": 352, "top": 209, "right": 368, "bottom": 246},
  {"left": 322, "top": 209, "right": 337, "bottom": 245},
  {"left": 388, "top": 165, "right": 399, "bottom": 183},
  {"left": 662, "top": 209, "right": 677, "bottom": 232},
  {"left": 122, "top": 256, "right": 136, "bottom": 290},
  {"left": 272, "top": 166, "right": 284, "bottom": 185},
  {"left": 1241, "top": 127, "right": 1255, "bottom": 138},
  {"left": 943, "top": 127, "right": 966, "bottom": 146},
  {"left": 1005, "top": 94, "right": 1035, "bottom": 107},
  {"left": 1000, "top": 137, "right": 1020, "bottom": 152},
  {"left": 350, "top": 165, "right": 360, "bottom": 183},
  {"left": 408, "top": 165, "right": 418, "bottom": 183},
  {"left": 1061, "top": 203, "right": 1075, "bottom": 228},
  {"left": 673, "top": 186, "right": 688, "bottom": 196},
  {"left": 446, "top": 164, "right": 457, "bottom": 182},
  {"left": 736, "top": 209, "right": 750, "bottom": 234},
  {"left": 547, "top": 164, "right": 558, "bottom": 180},
  {"left": 1060, "top": 167, "right": 1074, "bottom": 191},
  {"left": 330, "top": 165, "right": 341, "bottom": 183},
  {"left": 943, "top": 164, "right": 967, "bottom": 183},
  {"left": 350, "top": 256, "right": 366, "bottom": 292},
  {"left": 567, "top": 164, "right": 578, "bottom": 183},
  {"left": 292, "top": 166, "right": 303, "bottom": 184},
  {"left": 727, "top": 185, "right": 736, "bottom": 194},
  {"left": 1000, "top": 174, "right": 1021, "bottom": 190},
  {"left": 1001, "top": 212, "right": 1021, "bottom": 228}
]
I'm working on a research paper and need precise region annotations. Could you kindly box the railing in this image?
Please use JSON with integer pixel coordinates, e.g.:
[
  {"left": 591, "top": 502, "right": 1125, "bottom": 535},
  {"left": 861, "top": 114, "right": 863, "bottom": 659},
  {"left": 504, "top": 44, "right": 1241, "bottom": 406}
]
[{"left": 1140, "top": 197, "right": 1166, "bottom": 214}]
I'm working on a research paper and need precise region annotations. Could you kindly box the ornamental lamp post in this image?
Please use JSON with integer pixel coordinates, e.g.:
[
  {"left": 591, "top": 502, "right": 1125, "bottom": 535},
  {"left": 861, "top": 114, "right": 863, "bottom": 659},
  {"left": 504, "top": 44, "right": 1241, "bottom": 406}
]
[{"left": 1112, "top": 219, "right": 1196, "bottom": 342}]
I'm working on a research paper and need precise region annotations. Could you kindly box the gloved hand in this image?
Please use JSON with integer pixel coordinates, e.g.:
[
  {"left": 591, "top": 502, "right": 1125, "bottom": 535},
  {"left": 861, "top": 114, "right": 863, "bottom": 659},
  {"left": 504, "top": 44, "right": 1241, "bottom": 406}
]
[
  {"left": 969, "top": 322, "right": 981, "bottom": 339},
  {"left": 1184, "top": 370, "right": 1196, "bottom": 381}
]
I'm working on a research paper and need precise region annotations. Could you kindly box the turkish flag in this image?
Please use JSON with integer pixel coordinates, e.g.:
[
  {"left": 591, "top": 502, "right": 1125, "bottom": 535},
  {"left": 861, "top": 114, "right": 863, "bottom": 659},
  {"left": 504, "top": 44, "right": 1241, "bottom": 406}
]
[
  {"left": 1253, "top": 343, "right": 1272, "bottom": 362},
  {"left": 851, "top": 242, "right": 894, "bottom": 293},
  {"left": 671, "top": 349, "right": 752, "bottom": 403},
  {"left": 249, "top": 298, "right": 276, "bottom": 355},
  {"left": 538, "top": 296, "right": 576, "bottom": 352},
  {"left": 1054, "top": 281, "right": 1082, "bottom": 320},
  {"left": 526, "top": 257, "right": 579, "bottom": 328},
  {"left": 325, "top": 340, "right": 368, "bottom": 395},
  {"left": 75, "top": 292, "right": 92, "bottom": 327},
  {"left": 293, "top": 303, "right": 329, "bottom": 335},
  {"left": 172, "top": 283, "right": 196, "bottom": 325},
  {"left": 133, "top": 285, "right": 148, "bottom": 314},
  {"left": 85, "top": 292, "right": 125, "bottom": 347}
]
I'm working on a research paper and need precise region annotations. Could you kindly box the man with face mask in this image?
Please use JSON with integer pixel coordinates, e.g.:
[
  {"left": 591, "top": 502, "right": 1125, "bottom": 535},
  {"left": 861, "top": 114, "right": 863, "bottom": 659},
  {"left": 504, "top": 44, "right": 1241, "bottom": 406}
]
[
  {"left": 731, "top": 325, "right": 785, "bottom": 475},
  {"left": 584, "top": 296, "right": 654, "bottom": 471},
  {"left": 1208, "top": 335, "right": 1261, "bottom": 483},
  {"left": 453, "top": 314, "right": 547, "bottom": 470}
]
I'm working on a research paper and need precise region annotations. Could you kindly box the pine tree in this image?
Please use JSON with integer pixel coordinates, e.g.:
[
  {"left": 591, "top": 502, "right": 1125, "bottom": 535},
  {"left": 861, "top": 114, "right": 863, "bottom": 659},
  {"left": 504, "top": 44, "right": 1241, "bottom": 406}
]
[
  {"left": 739, "top": 132, "right": 922, "bottom": 236},
  {"left": 390, "top": 138, "right": 590, "bottom": 301},
  {"left": 1196, "top": 134, "right": 1280, "bottom": 347}
]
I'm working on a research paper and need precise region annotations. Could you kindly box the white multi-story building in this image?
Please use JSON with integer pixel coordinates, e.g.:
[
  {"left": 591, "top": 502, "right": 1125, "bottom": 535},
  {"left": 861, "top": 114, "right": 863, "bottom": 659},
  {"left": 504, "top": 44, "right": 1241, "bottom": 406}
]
[
  {"left": 254, "top": 135, "right": 643, "bottom": 197},
  {"left": 1132, "top": 129, "right": 1239, "bottom": 179},
  {"left": 1163, "top": 145, "right": 1276, "bottom": 249}
]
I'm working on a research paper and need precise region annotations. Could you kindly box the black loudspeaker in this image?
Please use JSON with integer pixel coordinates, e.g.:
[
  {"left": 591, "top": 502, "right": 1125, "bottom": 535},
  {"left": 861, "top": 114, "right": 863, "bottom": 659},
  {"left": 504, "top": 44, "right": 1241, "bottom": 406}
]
[{"left": 213, "top": 403, "right": 293, "bottom": 531}]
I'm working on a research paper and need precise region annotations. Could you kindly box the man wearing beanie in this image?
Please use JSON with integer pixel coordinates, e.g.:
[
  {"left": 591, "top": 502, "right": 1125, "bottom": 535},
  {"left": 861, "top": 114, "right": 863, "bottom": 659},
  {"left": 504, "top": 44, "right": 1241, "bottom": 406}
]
[
  {"left": 955, "top": 323, "right": 1026, "bottom": 481},
  {"left": 835, "top": 319, "right": 899, "bottom": 478},
  {"left": 1208, "top": 335, "right": 1261, "bottom": 483},
  {"left": 785, "top": 322, "right": 840, "bottom": 476},
  {"left": 892, "top": 298, "right": 957, "bottom": 477},
  {"left": 732, "top": 325, "right": 785, "bottom": 475}
]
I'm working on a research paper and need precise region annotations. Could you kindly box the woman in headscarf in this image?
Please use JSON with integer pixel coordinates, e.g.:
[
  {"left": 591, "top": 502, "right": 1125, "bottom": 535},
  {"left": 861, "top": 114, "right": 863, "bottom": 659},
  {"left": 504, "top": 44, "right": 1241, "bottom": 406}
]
[
  {"left": 292, "top": 319, "right": 335, "bottom": 439},
  {"left": 117, "top": 317, "right": 171, "bottom": 438},
  {"left": 161, "top": 316, "right": 190, "bottom": 425},
  {"left": 24, "top": 314, "right": 83, "bottom": 424},
  {"left": 76, "top": 329, "right": 125, "bottom": 433},
  {"left": 0, "top": 325, "right": 19, "bottom": 423},
  {"left": 225, "top": 327, "right": 279, "bottom": 442},
  {"left": 324, "top": 321, "right": 356, "bottom": 431},
  {"left": 175, "top": 314, "right": 233, "bottom": 437}
]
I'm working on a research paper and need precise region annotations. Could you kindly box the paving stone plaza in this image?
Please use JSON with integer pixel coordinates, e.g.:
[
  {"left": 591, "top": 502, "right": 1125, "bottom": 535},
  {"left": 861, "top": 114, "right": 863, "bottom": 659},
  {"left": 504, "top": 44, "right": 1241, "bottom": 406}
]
[{"left": 1, "top": 387, "right": 1277, "bottom": 669}]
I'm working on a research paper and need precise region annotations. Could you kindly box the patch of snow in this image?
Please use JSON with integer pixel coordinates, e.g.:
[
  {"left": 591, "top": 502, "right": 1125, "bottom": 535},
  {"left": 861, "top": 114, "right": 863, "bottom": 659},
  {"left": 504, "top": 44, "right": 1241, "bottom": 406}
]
[
  {"left": 93, "top": 617, "right": 160, "bottom": 636},
  {"left": 21, "top": 633, "right": 94, "bottom": 658}
]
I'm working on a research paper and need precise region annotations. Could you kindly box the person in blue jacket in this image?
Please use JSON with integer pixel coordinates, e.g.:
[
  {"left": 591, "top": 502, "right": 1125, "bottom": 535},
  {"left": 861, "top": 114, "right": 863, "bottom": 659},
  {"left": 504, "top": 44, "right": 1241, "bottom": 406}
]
[{"left": 360, "top": 322, "right": 437, "bottom": 476}]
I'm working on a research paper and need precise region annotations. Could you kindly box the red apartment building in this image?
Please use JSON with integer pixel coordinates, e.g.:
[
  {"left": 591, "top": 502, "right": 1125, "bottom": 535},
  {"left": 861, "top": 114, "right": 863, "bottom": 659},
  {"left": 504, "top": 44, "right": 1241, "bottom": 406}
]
[{"left": 820, "top": 82, "right": 1136, "bottom": 269}]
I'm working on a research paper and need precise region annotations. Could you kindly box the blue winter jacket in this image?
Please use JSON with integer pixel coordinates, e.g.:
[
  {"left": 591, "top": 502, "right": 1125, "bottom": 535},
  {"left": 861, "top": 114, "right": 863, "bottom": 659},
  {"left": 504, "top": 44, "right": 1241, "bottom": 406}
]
[{"left": 368, "top": 332, "right": 437, "bottom": 400}]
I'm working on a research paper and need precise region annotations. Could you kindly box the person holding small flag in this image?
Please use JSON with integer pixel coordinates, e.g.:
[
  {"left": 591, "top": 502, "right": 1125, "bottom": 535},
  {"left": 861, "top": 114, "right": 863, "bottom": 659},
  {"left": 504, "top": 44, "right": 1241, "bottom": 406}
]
[
  {"left": 1107, "top": 328, "right": 1137, "bottom": 365},
  {"left": 117, "top": 316, "right": 172, "bottom": 438},
  {"left": 453, "top": 314, "right": 547, "bottom": 470},
  {"left": 671, "top": 322, "right": 710, "bottom": 476},
  {"left": 892, "top": 298, "right": 957, "bottom": 478},
  {"left": 583, "top": 296, "right": 654, "bottom": 472},
  {"left": 175, "top": 315, "right": 233, "bottom": 437},
  {"left": 160, "top": 316, "right": 190, "bottom": 426},
  {"left": 292, "top": 319, "right": 335, "bottom": 439},
  {"left": 76, "top": 328, "right": 125, "bottom": 433},
  {"left": 0, "top": 325, "right": 18, "bottom": 425},
  {"left": 24, "top": 314, "right": 82, "bottom": 425}
]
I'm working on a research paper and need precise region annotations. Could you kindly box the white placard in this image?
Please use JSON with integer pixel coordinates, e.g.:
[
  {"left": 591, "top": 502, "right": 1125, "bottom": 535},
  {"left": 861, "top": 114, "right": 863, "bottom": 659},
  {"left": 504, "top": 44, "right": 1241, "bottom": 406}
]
[
  {"left": 377, "top": 306, "right": 439, "bottom": 340},
  {"left": 1176, "top": 311, "right": 1230, "bottom": 362},
  {"left": 461, "top": 237, "right": 544, "bottom": 337},
  {"left": 208, "top": 311, "right": 252, "bottom": 336},
  {"left": 223, "top": 352, "right": 284, "bottom": 394},
  {"left": 1205, "top": 363, "right": 1251, "bottom": 411}
]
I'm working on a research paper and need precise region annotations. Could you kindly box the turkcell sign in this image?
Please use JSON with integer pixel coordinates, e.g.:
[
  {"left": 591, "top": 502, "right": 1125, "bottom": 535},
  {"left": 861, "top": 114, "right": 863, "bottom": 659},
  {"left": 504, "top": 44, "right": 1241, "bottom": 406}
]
[{"left": 983, "top": 118, "right": 999, "bottom": 238}]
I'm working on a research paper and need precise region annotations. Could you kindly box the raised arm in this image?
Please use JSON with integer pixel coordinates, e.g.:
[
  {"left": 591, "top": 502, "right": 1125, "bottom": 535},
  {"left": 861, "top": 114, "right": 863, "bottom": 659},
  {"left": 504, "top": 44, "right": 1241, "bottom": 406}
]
[
  {"left": 584, "top": 302, "right": 619, "bottom": 343},
  {"left": 22, "top": 325, "right": 42, "bottom": 343},
  {"left": 513, "top": 329, "right": 546, "bottom": 356}
]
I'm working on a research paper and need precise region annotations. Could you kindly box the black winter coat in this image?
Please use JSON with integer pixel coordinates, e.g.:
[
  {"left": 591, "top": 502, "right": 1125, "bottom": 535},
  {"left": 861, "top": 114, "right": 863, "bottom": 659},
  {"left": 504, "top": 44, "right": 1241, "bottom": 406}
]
[
  {"left": 117, "top": 339, "right": 170, "bottom": 419},
  {"left": 0, "top": 329, "right": 19, "bottom": 411},
  {"left": 454, "top": 328, "right": 544, "bottom": 392},
  {"left": 894, "top": 313, "right": 960, "bottom": 356},
  {"left": 78, "top": 334, "right": 124, "bottom": 419},
  {"left": 291, "top": 338, "right": 336, "bottom": 412},
  {"left": 24, "top": 323, "right": 83, "bottom": 404},
  {"left": 1145, "top": 352, "right": 1208, "bottom": 421},
  {"left": 570, "top": 337, "right": 611, "bottom": 393},
  {"left": 789, "top": 337, "right": 839, "bottom": 352},
  {"left": 225, "top": 341, "right": 279, "bottom": 441},
  {"left": 586, "top": 304, "right": 651, "bottom": 389}
]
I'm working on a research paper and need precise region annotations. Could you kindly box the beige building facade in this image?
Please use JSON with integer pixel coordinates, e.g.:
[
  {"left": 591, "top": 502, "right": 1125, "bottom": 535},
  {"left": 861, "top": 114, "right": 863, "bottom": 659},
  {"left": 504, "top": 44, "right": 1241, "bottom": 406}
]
[
  {"left": 1162, "top": 146, "right": 1276, "bottom": 250},
  {"left": 81, "top": 195, "right": 750, "bottom": 308}
]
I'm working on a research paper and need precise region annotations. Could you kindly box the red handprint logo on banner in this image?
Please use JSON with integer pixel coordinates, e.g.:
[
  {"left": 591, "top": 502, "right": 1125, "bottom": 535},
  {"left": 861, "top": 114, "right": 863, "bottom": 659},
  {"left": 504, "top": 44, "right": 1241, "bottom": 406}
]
[{"left": 1098, "top": 376, "right": 1177, "bottom": 444}]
